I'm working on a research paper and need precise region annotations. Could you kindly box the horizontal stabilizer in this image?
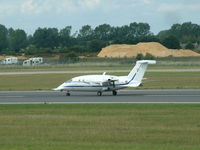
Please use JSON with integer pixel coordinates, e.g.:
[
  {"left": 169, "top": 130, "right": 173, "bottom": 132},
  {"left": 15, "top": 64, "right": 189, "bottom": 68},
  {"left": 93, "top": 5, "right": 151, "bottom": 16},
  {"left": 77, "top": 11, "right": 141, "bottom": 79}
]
[{"left": 136, "top": 60, "right": 156, "bottom": 64}]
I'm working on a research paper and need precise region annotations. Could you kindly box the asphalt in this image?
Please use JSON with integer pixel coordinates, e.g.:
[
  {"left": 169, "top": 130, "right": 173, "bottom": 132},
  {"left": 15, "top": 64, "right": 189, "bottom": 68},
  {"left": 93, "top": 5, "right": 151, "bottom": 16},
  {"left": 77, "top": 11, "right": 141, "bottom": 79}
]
[{"left": 0, "top": 89, "right": 200, "bottom": 104}]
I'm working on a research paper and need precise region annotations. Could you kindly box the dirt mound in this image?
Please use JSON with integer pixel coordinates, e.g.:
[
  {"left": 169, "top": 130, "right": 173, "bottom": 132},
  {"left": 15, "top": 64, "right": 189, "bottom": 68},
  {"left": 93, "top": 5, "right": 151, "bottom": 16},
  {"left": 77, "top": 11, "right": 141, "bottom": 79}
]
[
  {"left": 0, "top": 56, "right": 28, "bottom": 60},
  {"left": 98, "top": 42, "right": 200, "bottom": 58}
]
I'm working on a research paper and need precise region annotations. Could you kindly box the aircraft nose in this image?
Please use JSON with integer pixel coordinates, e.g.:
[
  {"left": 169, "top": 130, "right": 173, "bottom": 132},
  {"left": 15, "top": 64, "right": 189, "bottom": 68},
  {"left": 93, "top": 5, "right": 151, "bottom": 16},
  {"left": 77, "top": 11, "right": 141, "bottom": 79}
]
[
  {"left": 53, "top": 83, "right": 66, "bottom": 91},
  {"left": 53, "top": 87, "right": 61, "bottom": 91}
]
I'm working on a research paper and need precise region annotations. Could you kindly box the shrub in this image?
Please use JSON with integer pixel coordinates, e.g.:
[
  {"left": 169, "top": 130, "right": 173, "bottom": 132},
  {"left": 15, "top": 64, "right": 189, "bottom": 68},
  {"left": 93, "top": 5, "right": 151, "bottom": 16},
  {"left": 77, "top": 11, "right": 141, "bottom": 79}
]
[
  {"left": 185, "top": 43, "right": 195, "bottom": 50},
  {"left": 144, "top": 53, "right": 155, "bottom": 60},
  {"left": 135, "top": 53, "right": 144, "bottom": 60},
  {"left": 59, "top": 52, "right": 79, "bottom": 64}
]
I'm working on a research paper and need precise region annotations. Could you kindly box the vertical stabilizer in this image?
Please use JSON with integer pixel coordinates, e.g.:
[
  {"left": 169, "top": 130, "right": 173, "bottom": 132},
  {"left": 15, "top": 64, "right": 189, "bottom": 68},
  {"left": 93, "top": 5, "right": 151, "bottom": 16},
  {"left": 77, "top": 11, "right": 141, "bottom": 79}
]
[{"left": 127, "top": 60, "right": 156, "bottom": 87}]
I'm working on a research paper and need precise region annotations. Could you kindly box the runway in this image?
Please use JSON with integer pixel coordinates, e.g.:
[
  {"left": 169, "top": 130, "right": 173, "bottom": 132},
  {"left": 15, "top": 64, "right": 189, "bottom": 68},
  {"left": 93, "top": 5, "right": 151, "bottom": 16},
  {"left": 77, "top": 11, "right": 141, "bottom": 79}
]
[{"left": 0, "top": 89, "right": 200, "bottom": 104}]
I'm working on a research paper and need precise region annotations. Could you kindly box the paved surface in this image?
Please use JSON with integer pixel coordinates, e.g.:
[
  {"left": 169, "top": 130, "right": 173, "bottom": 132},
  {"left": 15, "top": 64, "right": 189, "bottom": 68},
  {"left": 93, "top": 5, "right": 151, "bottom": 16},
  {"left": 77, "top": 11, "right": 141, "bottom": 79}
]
[
  {"left": 0, "top": 69, "right": 200, "bottom": 75},
  {"left": 0, "top": 89, "right": 200, "bottom": 104}
]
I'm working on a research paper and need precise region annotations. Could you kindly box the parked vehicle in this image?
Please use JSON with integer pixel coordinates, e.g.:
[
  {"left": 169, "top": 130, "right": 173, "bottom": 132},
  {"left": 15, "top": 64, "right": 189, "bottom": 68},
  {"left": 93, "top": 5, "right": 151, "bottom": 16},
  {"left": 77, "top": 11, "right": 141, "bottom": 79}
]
[
  {"left": 23, "top": 57, "right": 43, "bottom": 66},
  {"left": 1, "top": 57, "right": 18, "bottom": 65}
]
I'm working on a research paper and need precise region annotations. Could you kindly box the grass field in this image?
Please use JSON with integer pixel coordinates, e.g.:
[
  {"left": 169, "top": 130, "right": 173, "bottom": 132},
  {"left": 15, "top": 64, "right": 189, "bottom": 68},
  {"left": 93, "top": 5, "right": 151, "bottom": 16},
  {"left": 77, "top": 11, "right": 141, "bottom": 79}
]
[
  {"left": 0, "top": 58, "right": 200, "bottom": 90},
  {"left": 0, "top": 72, "right": 200, "bottom": 90},
  {"left": 0, "top": 104, "right": 200, "bottom": 150},
  {"left": 0, "top": 64, "right": 200, "bottom": 72}
]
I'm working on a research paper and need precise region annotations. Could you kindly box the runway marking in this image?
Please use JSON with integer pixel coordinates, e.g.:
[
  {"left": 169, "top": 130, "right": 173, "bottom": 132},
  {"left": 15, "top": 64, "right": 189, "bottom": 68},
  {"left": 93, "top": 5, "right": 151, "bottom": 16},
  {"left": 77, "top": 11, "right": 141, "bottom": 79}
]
[
  {"left": 146, "top": 95, "right": 200, "bottom": 97},
  {"left": 0, "top": 96, "right": 24, "bottom": 98}
]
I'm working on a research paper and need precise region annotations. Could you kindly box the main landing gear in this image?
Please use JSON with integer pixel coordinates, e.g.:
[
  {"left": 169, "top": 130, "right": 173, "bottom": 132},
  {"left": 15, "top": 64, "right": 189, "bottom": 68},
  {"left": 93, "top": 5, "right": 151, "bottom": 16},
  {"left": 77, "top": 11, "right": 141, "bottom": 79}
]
[
  {"left": 112, "top": 90, "right": 117, "bottom": 96},
  {"left": 66, "top": 92, "right": 70, "bottom": 96},
  {"left": 97, "top": 91, "right": 117, "bottom": 96},
  {"left": 97, "top": 91, "right": 102, "bottom": 96}
]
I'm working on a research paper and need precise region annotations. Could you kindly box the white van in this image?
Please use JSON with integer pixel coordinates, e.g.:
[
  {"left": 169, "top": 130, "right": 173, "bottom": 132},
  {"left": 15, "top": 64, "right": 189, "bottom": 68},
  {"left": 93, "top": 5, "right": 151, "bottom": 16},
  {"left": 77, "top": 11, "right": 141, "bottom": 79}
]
[
  {"left": 23, "top": 57, "right": 43, "bottom": 66},
  {"left": 1, "top": 57, "right": 18, "bottom": 65}
]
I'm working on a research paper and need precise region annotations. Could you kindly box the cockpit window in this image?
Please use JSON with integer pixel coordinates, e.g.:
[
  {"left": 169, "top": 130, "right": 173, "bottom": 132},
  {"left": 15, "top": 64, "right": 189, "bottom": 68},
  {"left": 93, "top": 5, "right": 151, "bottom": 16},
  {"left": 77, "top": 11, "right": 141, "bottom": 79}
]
[{"left": 65, "top": 79, "right": 72, "bottom": 83}]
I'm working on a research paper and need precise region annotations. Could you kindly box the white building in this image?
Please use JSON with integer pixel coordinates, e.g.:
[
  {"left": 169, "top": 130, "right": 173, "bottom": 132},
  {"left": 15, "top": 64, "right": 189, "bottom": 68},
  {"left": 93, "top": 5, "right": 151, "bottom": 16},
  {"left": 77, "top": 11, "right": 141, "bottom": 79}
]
[
  {"left": 1, "top": 57, "right": 18, "bottom": 65},
  {"left": 23, "top": 57, "right": 43, "bottom": 66}
]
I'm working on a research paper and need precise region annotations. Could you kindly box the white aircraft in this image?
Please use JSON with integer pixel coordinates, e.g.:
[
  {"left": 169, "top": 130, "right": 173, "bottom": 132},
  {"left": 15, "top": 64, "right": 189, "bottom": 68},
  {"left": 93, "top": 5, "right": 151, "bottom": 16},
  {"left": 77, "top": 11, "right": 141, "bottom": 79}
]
[{"left": 54, "top": 60, "right": 156, "bottom": 96}]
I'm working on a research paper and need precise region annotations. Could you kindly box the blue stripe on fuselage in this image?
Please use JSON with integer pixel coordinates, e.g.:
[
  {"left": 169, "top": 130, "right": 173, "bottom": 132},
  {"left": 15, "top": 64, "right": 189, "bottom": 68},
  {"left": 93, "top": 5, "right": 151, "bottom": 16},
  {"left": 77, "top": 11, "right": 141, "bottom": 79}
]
[{"left": 64, "top": 85, "right": 102, "bottom": 88}]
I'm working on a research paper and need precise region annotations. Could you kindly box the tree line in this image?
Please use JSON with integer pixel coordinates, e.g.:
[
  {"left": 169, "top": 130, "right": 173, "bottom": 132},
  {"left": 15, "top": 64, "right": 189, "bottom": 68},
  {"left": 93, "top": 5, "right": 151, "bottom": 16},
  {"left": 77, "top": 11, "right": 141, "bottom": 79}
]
[{"left": 0, "top": 22, "right": 200, "bottom": 55}]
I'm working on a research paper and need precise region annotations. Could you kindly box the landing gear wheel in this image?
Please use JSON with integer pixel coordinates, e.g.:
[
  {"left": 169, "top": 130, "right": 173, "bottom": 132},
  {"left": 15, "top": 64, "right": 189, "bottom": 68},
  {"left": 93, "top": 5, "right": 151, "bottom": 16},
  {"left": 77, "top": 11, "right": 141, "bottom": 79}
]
[
  {"left": 112, "top": 90, "right": 117, "bottom": 96},
  {"left": 97, "top": 91, "right": 102, "bottom": 96},
  {"left": 66, "top": 92, "right": 70, "bottom": 96}
]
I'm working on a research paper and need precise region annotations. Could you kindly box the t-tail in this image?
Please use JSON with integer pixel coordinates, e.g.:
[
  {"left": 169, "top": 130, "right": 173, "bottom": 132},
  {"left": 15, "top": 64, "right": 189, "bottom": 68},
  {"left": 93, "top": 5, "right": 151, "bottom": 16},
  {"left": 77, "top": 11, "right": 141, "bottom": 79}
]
[{"left": 126, "top": 60, "right": 156, "bottom": 87}]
